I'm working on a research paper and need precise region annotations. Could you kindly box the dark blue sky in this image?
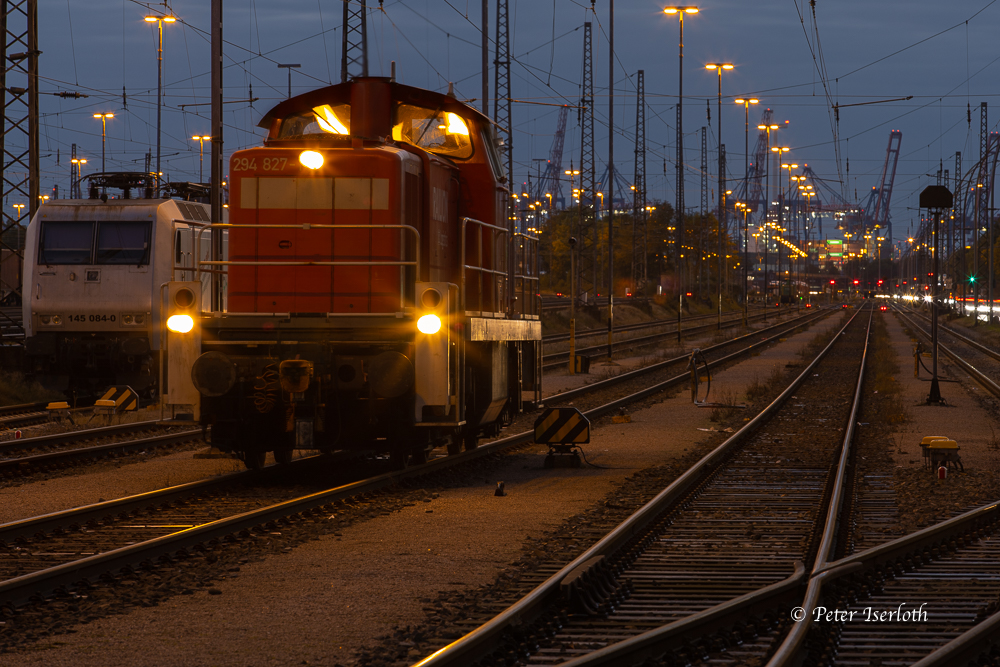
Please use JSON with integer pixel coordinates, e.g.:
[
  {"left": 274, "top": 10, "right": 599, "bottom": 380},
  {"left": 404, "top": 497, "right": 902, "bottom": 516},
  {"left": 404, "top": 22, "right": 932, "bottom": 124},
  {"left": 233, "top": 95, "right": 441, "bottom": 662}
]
[{"left": 28, "top": 0, "right": 1000, "bottom": 246}]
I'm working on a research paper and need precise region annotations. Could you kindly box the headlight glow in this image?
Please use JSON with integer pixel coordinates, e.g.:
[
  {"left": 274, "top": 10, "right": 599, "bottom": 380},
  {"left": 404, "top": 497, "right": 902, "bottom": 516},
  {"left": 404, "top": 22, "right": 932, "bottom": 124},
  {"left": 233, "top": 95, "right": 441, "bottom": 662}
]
[
  {"left": 417, "top": 314, "right": 442, "bottom": 334},
  {"left": 299, "top": 150, "right": 324, "bottom": 169},
  {"left": 167, "top": 314, "right": 195, "bottom": 333}
]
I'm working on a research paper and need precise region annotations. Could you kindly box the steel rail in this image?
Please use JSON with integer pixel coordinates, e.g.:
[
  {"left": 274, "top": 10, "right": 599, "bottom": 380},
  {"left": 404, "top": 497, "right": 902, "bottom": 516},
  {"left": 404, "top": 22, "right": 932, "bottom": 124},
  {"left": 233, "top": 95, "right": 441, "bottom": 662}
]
[
  {"left": 767, "top": 307, "right": 876, "bottom": 664},
  {"left": 546, "top": 310, "right": 828, "bottom": 405},
  {"left": 903, "top": 306, "right": 1000, "bottom": 363},
  {"left": 895, "top": 309, "right": 1000, "bottom": 397},
  {"left": 413, "top": 309, "right": 866, "bottom": 667},
  {"left": 0, "top": 428, "right": 204, "bottom": 475},
  {"left": 0, "top": 421, "right": 163, "bottom": 456},
  {"left": 550, "top": 309, "right": 875, "bottom": 667},
  {"left": 541, "top": 308, "right": 781, "bottom": 367},
  {"left": 541, "top": 306, "right": 772, "bottom": 344}
]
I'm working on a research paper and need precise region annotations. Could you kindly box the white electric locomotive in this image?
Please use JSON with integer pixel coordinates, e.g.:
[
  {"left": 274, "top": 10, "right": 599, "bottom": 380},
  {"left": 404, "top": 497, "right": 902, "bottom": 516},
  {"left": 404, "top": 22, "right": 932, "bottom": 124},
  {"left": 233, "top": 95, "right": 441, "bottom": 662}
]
[{"left": 22, "top": 195, "right": 215, "bottom": 398}]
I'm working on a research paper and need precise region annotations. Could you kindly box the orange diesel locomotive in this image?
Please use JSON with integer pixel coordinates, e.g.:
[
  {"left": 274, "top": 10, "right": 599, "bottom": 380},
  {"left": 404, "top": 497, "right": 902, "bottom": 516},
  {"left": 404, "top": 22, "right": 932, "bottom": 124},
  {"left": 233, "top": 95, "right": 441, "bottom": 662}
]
[{"left": 191, "top": 78, "right": 541, "bottom": 469}]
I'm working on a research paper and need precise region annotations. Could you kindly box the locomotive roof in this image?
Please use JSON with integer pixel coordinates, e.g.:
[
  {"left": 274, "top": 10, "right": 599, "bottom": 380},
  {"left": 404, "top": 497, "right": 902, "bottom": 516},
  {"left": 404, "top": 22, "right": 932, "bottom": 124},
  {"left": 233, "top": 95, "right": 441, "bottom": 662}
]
[{"left": 257, "top": 77, "right": 491, "bottom": 131}]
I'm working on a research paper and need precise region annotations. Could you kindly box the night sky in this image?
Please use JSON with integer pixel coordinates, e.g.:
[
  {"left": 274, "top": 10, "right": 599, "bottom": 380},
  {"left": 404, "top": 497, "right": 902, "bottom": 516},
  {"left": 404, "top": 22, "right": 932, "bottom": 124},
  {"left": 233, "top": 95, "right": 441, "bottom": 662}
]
[{"left": 26, "top": 0, "right": 1000, "bottom": 246}]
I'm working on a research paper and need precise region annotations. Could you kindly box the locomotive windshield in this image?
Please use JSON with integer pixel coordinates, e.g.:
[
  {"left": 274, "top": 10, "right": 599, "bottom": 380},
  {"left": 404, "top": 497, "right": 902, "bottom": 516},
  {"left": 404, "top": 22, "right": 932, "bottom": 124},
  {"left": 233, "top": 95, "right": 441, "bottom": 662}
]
[
  {"left": 277, "top": 103, "right": 351, "bottom": 139},
  {"left": 96, "top": 222, "right": 152, "bottom": 264},
  {"left": 393, "top": 104, "right": 473, "bottom": 159},
  {"left": 39, "top": 220, "right": 151, "bottom": 266}
]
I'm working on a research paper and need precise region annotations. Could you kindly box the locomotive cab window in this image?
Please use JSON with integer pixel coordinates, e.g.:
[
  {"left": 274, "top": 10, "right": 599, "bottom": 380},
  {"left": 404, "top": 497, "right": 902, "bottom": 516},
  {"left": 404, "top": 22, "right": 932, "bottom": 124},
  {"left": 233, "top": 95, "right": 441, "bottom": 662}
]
[
  {"left": 38, "top": 220, "right": 152, "bottom": 265},
  {"left": 96, "top": 221, "right": 151, "bottom": 265},
  {"left": 392, "top": 105, "right": 473, "bottom": 159},
  {"left": 482, "top": 125, "right": 505, "bottom": 181},
  {"left": 277, "top": 103, "right": 351, "bottom": 138},
  {"left": 39, "top": 221, "right": 95, "bottom": 265}
]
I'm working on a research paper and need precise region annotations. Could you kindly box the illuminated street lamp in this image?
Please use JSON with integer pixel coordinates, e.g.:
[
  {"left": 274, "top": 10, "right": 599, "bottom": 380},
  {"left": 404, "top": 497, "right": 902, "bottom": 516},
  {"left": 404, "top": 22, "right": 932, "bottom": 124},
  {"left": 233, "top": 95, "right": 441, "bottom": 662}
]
[
  {"left": 92, "top": 113, "right": 114, "bottom": 173},
  {"left": 664, "top": 5, "right": 699, "bottom": 341},
  {"left": 706, "top": 62, "right": 733, "bottom": 328},
  {"left": 191, "top": 135, "right": 212, "bottom": 183},
  {"left": 771, "top": 146, "right": 791, "bottom": 308},
  {"left": 757, "top": 121, "right": 784, "bottom": 309},
  {"left": 70, "top": 158, "right": 87, "bottom": 198},
  {"left": 13, "top": 203, "right": 24, "bottom": 220},
  {"left": 144, "top": 12, "right": 176, "bottom": 193},
  {"left": 565, "top": 164, "right": 581, "bottom": 374},
  {"left": 734, "top": 97, "right": 759, "bottom": 283}
]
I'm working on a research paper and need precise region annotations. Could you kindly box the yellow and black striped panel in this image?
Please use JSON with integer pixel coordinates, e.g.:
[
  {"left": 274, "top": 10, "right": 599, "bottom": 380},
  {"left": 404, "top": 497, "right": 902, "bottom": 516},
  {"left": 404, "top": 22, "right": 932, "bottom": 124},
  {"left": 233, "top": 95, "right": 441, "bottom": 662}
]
[
  {"left": 98, "top": 385, "right": 138, "bottom": 412},
  {"left": 533, "top": 408, "right": 590, "bottom": 445}
]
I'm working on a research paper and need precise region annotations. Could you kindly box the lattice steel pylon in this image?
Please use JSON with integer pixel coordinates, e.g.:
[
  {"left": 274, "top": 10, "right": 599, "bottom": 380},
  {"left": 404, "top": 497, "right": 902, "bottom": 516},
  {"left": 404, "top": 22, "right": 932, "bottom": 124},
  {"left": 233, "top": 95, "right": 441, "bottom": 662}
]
[
  {"left": 1, "top": 0, "right": 37, "bottom": 314},
  {"left": 494, "top": 0, "right": 513, "bottom": 231},
  {"left": 577, "top": 21, "right": 596, "bottom": 300},
  {"left": 631, "top": 70, "right": 646, "bottom": 292},
  {"left": 341, "top": 0, "right": 368, "bottom": 82}
]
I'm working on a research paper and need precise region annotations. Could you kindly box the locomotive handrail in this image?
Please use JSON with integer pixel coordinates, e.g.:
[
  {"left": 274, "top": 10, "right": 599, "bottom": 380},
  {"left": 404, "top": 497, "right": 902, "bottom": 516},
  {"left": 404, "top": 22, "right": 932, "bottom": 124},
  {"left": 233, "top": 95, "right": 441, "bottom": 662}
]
[
  {"left": 512, "top": 231, "right": 540, "bottom": 319},
  {"left": 460, "top": 216, "right": 509, "bottom": 317},
  {"left": 194, "top": 223, "right": 420, "bottom": 314}
]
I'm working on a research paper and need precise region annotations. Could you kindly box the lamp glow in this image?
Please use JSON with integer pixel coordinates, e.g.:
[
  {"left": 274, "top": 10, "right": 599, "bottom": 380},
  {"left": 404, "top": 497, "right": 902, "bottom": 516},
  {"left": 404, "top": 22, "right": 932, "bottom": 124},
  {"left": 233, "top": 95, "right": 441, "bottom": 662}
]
[
  {"left": 299, "top": 150, "right": 324, "bottom": 169},
  {"left": 166, "top": 314, "right": 194, "bottom": 333},
  {"left": 417, "top": 314, "right": 442, "bottom": 334}
]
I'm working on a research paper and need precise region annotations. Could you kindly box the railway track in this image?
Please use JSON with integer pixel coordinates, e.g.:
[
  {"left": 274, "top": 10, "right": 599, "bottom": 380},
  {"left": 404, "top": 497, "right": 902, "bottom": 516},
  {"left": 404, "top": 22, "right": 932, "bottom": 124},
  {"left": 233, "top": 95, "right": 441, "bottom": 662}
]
[
  {"left": 540, "top": 308, "right": 781, "bottom": 369},
  {"left": 540, "top": 306, "right": 771, "bottom": 345},
  {"left": 896, "top": 306, "right": 1000, "bottom": 394},
  {"left": 0, "top": 402, "right": 51, "bottom": 430},
  {"left": 0, "top": 421, "right": 204, "bottom": 478},
  {"left": 411, "top": 307, "right": 874, "bottom": 666}
]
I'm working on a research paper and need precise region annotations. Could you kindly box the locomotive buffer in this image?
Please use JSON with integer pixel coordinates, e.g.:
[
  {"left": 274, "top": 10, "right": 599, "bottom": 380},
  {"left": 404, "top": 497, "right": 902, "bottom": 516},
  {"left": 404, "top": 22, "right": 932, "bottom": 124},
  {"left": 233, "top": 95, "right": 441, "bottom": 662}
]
[{"left": 534, "top": 407, "right": 590, "bottom": 468}]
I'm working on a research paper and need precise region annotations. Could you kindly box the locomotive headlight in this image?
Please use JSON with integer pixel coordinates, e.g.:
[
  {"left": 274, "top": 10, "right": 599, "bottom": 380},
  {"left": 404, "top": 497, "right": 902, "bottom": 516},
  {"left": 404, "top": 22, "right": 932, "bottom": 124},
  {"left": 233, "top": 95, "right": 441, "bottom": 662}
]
[
  {"left": 40, "top": 315, "right": 51, "bottom": 325},
  {"left": 166, "top": 314, "right": 195, "bottom": 333},
  {"left": 417, "top": 314, "right": 442, "bottom": 335},
  {"left": 51, "top": 315, "right": 61, "bottom": 325},
  {"left": 299, "top": 150, "right": 324, "bottom": 170}
]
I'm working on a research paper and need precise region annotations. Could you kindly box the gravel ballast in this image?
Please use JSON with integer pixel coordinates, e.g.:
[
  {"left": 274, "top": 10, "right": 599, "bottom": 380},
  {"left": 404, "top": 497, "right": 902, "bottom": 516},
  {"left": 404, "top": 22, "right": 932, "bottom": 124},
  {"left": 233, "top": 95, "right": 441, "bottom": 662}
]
[{"left": 9, "top": 310, "right": 997, "bottom": 667}]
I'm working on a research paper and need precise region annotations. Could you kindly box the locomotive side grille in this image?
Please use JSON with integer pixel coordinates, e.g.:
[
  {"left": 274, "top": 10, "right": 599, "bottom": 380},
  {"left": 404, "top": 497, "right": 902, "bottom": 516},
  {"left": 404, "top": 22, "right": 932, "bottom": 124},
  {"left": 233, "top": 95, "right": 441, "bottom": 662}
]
[
  {"left": 176, "top": 201, "right": 211, "bottom": 222},
  {"left": 238, "top": 177, "right": 389, "bottom": 210}
]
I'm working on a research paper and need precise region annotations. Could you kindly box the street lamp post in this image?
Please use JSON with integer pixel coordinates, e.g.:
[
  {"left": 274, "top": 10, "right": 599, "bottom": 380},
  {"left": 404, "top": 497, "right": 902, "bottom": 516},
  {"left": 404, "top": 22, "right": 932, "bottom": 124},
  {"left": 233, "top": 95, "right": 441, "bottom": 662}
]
[
  {"left": 664, "top": 5, "right": 698, "bottom": 343},
  {"left": 70, "top": 158, "right": 87, "bottom": 198},
  {"left": 705, "top": 63, "right": 733, "bottom": 330},
  {"left": 144, "top": 12, "right": 176, "bottom": 194},
  {"left": 93, "top": 113, "right": 114, "bottom": 174},
  {"left": 192, "top": 135, "right": 211, "bottom": 184},
  {"left": 737, "top": 201, "right": 749, "bottom": 324},
  {"left": 757, "top": 121, "right": 781, "bottom": 316},
  {"left": 771, "top": 146, "right": 790, "bottom": 309},
  {"left": 781, "top": 162, "right": 798, "bottom": 308},
  {"left": 734, "top": 97, "right": 758, "bottom": 325},
  {"left": 565, "top": 165, "right": 580, "bottom": 374}
]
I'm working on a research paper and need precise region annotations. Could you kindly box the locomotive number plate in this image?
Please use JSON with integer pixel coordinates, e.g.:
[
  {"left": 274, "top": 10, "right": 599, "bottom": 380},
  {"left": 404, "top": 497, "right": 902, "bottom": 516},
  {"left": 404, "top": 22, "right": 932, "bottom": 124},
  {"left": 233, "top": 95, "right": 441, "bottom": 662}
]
[
  {"left": 233, "top": 157, "right": 288, "bottom": 172},
  {"left": 68, "top": 314, "right": 118, "bottom": 323}
]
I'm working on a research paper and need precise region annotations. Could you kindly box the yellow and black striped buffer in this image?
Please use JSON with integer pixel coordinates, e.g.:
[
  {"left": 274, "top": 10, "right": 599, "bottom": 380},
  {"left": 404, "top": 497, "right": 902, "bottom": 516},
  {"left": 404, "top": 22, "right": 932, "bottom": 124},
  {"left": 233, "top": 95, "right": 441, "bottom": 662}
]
[
  {"left": 96, "top": 385, "right": 138, "bottom": 412},
  {"left": 534, "top": 408, "right": 590, "bottom": 444}
]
